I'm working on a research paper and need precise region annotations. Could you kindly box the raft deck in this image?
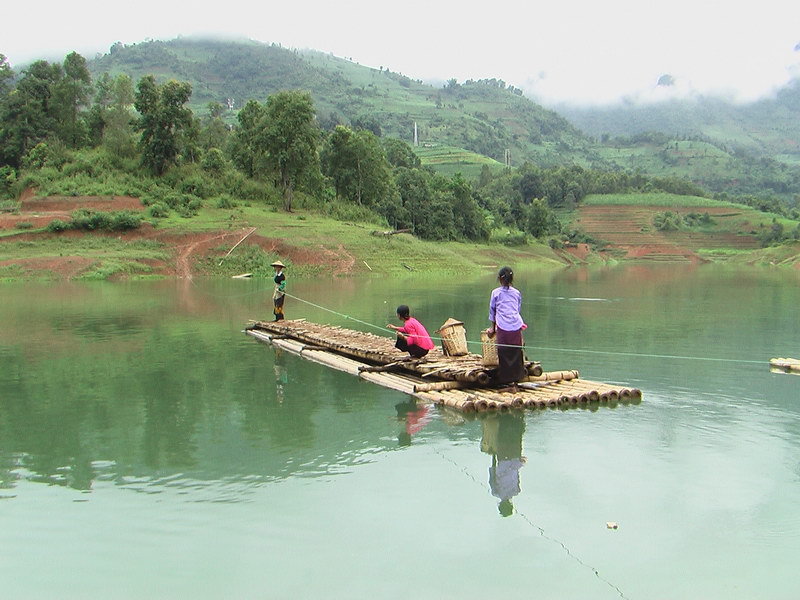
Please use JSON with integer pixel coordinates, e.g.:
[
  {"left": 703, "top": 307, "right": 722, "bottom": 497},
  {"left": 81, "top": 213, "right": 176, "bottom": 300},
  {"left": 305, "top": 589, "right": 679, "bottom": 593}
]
[{"left": 246, "top": 319, "right": 642, "bottom": 413}]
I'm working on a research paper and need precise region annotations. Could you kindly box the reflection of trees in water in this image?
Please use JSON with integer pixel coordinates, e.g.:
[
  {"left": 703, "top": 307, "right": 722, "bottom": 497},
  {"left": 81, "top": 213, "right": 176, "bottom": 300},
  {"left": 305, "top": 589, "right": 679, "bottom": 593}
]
[{"left": 480, "top": 413, "right": 526, "bottom": 517}]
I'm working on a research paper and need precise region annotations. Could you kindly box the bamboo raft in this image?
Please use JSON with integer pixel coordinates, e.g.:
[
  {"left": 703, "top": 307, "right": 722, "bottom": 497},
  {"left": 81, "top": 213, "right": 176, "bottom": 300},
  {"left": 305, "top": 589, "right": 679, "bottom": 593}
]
[
  {"left": 246, "top": 319, "right": 642, "bottom": 413},
  {"left": 770, "top": 357, "right": 800, "bottom": 374}
]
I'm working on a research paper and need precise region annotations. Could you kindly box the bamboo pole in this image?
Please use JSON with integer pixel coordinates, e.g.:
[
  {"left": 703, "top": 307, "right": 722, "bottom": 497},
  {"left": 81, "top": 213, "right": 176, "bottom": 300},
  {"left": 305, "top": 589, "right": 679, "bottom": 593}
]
[
  {"left": 524, "top": 370, "right": 580, "bottom": 382},
  {"left": 218, "top": 227, "right": 257, "bottom": 265},
  {"left": 414, "top": 380, "right": 469, "bottom": 393},
  {"left": 439, "top": 390, "right": 477, "bottom": 412}
]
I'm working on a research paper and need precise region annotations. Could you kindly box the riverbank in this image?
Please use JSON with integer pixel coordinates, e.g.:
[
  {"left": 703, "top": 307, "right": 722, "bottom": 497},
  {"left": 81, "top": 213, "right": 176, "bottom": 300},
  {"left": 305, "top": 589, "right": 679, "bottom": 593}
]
[
  {"left": 0, "top": 200, "right": 574, "bottom": 281},
  {"left": 1, "top": 196, "right": 798, "bottom": 281}
]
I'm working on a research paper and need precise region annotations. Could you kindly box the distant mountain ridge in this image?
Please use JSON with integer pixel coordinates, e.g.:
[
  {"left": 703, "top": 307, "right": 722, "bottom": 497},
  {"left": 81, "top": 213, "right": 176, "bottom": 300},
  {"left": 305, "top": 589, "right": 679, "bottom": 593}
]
[
  {"left": 85, "top": 37, "right": 800, "bottom": 200},
  {"left": 557, "top": 80, "right": 800, "bottom": 162},
  {"left": 89, "top": 37, "right": 593, "bottom": 167}
]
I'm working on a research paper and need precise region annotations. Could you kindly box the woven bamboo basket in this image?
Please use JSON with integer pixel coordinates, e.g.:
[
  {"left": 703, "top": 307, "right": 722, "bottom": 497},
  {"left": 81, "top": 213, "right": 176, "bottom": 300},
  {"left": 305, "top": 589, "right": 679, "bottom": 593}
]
[
  {"left": 436, "top": 318, "right": 468, "bottom": 356},
  {"left": 481, "top": 330, "right": 499, "bottom": 366}
]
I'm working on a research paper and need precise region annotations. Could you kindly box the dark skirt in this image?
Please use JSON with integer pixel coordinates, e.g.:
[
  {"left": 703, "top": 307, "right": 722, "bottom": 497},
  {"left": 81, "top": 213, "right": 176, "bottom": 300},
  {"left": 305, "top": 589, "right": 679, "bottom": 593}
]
[
  {"left": 494, "top": 327, "right": 526, "bottom": 384},
  {"left": 395, "top": 336, "right": 429, "bottom": 358},
  {"left": 273, "top": 294, "right": 285, "bottom": 321}
]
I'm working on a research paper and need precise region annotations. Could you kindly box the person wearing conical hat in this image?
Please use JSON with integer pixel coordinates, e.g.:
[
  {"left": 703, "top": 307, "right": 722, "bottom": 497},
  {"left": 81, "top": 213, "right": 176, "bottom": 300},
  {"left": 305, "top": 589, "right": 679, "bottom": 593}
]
[{"left": 271, "top": 260, "right": 286, "bottom": 321}]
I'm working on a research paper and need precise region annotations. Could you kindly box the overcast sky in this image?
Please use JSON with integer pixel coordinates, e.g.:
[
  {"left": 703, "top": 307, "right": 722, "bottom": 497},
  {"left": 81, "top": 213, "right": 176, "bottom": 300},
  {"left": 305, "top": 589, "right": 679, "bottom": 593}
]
[{"left": 4, "top": 0, "right": 800, "bottom": 105}]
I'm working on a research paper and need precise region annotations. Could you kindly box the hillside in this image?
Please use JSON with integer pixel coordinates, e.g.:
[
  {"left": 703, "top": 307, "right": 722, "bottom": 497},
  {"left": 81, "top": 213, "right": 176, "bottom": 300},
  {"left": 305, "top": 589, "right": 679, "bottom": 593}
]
[
  {"left": 569, "top": 193, "right": 798, "bottom": 263},
  {"left": 84, "top": 37, "right": 800, "bottom": 202},
  {"left": 89, "top": 38, "right": 593, "bottom": 168},
  {"left": 3, "top": 190, "right": 797, "bottom": 281},
  {"left": 557, "top": 79, "right": 800, "bottom": 164}
]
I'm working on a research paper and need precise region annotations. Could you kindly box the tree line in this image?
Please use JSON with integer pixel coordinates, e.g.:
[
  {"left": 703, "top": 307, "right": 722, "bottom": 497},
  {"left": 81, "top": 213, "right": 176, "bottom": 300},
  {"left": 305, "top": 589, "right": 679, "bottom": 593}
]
[{"left": 1, "top": 51, "right": 750, "bottom": 244}]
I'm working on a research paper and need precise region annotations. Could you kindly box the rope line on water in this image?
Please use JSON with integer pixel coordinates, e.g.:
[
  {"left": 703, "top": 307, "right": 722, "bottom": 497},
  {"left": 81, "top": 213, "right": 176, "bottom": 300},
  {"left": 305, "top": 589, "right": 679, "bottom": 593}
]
[
  {"left": 431, "top": 445, "right": 630, "bottom": 600},
  {"left": 192, "top": 282, "right": 762, "bottom": 367},
  {"left": 283, "top": 292, "right": 764, "bottom": 367}
]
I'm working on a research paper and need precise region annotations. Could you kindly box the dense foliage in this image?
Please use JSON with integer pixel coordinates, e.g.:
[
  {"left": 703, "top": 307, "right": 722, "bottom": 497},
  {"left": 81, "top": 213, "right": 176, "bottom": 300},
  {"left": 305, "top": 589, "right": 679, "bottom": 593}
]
[{"left": 2, "top": 46, "right": 798, "bottom": 248}]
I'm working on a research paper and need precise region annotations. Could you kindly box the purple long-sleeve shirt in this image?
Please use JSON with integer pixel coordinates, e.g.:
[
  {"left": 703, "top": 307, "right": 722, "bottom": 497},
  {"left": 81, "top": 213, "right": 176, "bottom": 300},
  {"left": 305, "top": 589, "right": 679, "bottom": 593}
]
[{"left": 489, "top": 285, "right": 525, "bottom": 331}]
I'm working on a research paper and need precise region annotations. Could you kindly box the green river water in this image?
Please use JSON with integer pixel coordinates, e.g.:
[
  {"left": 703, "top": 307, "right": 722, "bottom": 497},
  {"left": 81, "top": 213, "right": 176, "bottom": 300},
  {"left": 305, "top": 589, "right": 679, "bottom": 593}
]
[{"left": 1, "top": 264, "right": 798, "bottom": 599}]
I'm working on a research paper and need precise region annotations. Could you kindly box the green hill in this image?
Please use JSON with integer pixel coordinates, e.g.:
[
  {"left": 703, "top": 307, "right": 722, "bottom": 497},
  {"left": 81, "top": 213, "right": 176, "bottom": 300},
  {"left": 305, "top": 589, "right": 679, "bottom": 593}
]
[
  {"left": 89, "top": 38, "right": 592, "bottom": 168},
  {"left": 79, "top": 37, "right": 800, "bottom": 203},
  {"left": 558, "top": 81, "right": 800, "bottom": 164}
]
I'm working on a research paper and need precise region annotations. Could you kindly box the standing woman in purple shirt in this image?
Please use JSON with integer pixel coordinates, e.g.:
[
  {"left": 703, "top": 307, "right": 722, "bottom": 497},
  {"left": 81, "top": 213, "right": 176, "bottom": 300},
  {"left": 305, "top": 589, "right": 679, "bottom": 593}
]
[{"left": 487, "top": 266, "right": 528, "bottom": 385}]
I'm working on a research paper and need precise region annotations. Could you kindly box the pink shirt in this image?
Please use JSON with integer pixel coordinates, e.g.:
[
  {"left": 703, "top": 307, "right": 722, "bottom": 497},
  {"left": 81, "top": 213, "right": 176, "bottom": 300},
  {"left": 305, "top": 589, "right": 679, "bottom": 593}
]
[{"left": 398, "top": 317, "right": 435, "bottom": 350}]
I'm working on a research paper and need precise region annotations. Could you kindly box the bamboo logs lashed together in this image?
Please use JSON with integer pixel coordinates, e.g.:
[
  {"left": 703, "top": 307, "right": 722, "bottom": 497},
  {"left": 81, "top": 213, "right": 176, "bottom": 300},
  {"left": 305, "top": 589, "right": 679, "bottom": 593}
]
[{"left": 247, "top": 320, "right": 642, "bottom": 413}]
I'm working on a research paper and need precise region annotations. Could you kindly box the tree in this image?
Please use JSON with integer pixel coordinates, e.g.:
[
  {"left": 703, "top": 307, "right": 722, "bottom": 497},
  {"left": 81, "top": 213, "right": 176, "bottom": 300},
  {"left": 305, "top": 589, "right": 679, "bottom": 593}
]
[
  {"left": 0, "top": 60, "right": 62, "bottom": 167},
  {"left": 351, "top": 115, "right": 382, "bottom": 137},
  {"left": 382, "top": 137, "right": 421, "bottom": 169},
  {"left": 227, "top": 99, "right": 267, "bottom": 178},
  {"left": 0, "top": 54, "right": 13, "bottom": 99},
  {"left": 85, "top": 72, "right": 113, "bottom": 145},
  {"left": 321, "top": 126, "right": 391, "bottom": 206},
  {"left": 442, "top": 173, "right": 490, "bottom": 240},
  {"left": 52, "top": 52, "right": 92, "bottom": 147},
  {"left": 134, "top": 76, "right": 193, "bottom": 175},
  {"left": 524, "top": 198, "right": 553, "bottom": 238},
  {"left": 259, "top": 90, "right": 319, "bottom": 211},
  {"left": 199, "top": 101, "right": 229, "bottom": 150},
  {"left": 104, "top": 75, "right": 136, "bottom": 158}
]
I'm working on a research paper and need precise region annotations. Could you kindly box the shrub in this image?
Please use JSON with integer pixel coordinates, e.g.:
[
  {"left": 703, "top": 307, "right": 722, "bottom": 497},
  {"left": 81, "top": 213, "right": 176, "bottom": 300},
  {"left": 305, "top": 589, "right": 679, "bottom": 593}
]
[
  {"left": 215, "top": 194, "right": 238, "bottom": 209},
  {"left": 109, "top": 211, "right": 143, "bottom": 230},
  {"left": 46, "top": 211, "right": 143, "bottom": 233},
  {"left": 322, "top": 200, "right": 384, "bottom": 224},
  {"left": 46, "top": 219, "right": 70, "bottom": 232},
  {"left": 0, "top": 166, "right": 16, "bottom": 199},
  {"left": 494, "top": 231, "right": 528, "bottom": 246},
  {"left": 202, "top": 148, "right": 227, "bottom": 174},
  {"left": 653, "top": 211, "right": 682, "bottom": 231},
  {"left": 148, "top": 202, "right": 170, "bottom": 218},
  {"left": 15, "top": 221, "right": 34, "bottom": 230},
  {"left": 683, "top": 212, "right": 714, "bottom": 227},
  {"left": 71, "top": 209, "right": 112, "bottom": 230}
]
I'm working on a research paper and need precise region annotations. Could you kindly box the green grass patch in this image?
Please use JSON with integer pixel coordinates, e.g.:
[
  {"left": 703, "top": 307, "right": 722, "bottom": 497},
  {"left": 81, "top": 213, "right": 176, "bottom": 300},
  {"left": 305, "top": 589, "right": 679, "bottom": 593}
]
[
  {"left": 78, "top": 259, "right": 155, "bottom": 280},
  {"left": 0, "top": 236, "right": 167, "bottom": 260},
  {"left": 413, "top": 144, "right": 506, "bottom": 179},
  {"left": 582, "top": 192, "right": 740, "bottom": 207}
]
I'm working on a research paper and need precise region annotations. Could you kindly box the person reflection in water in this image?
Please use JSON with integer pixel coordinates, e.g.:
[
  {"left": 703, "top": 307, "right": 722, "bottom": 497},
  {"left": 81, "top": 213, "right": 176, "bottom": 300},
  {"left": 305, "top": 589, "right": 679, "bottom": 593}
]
[
  {"left": 274, "top": 348, "right": 288, "bottom": 403},
  {"left": 395, "top": 400, "right": 431, "bottom": 446},
  {"left": 480, "top": 413, "right": 526, "bottom": 517}
]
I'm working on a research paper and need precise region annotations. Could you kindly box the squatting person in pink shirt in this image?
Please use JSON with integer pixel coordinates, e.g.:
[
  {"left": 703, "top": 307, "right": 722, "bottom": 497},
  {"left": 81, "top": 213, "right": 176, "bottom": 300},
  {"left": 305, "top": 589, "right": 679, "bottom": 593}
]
[{"left": 387, "top": 305, "right": 435, "bottom": 358}]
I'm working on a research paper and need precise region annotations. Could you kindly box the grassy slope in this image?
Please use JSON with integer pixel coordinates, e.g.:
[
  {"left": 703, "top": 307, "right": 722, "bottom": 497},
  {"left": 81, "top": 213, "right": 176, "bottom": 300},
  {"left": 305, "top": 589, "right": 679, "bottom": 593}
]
[
  {"left": 3, "top": 192, "right": 797, "bottom": 281},
  {"left": 0, "top": 204, "right": 566, "bottom": 281},
  {"left": 412, "top": 144, "right": 506, "bottom": 178},
  {"left": 172, "top": 205, "right": 566, "bottom": 275},
  {"left": 573, "top": 193, "right": 799, "bottom": 259}
]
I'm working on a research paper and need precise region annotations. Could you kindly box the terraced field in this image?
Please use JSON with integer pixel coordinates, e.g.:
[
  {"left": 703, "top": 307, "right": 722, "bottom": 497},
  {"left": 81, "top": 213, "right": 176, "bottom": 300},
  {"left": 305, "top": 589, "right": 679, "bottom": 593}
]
[
  {"left": 574, "top": 205, "right": 762, "bottom": 261},
  {"left": 413, "top": 144, "right": 505, "bottom": 178}
]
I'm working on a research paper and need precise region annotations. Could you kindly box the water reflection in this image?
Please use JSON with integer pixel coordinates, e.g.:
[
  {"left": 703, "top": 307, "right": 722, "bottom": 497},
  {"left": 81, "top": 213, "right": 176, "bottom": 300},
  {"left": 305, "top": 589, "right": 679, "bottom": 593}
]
[
  {"left": 480, "top": 413, "right": 526, "bottom": 517},
  {"left": 274, "top": 348, "right": 288, "bottom": 403},
  {"left": 394, "top": 400, "right": 432, "bottom": 446}
]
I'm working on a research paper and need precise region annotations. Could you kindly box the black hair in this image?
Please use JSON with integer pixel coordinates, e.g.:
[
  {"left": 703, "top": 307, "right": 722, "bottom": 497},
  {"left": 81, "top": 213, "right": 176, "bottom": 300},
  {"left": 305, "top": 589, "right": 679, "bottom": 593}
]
[
  {"left": 498, "top": 266, "right": 514, "bottom": 287},
  {"left": 396, "top": 305, "right": 410, "bottom": 319}
]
